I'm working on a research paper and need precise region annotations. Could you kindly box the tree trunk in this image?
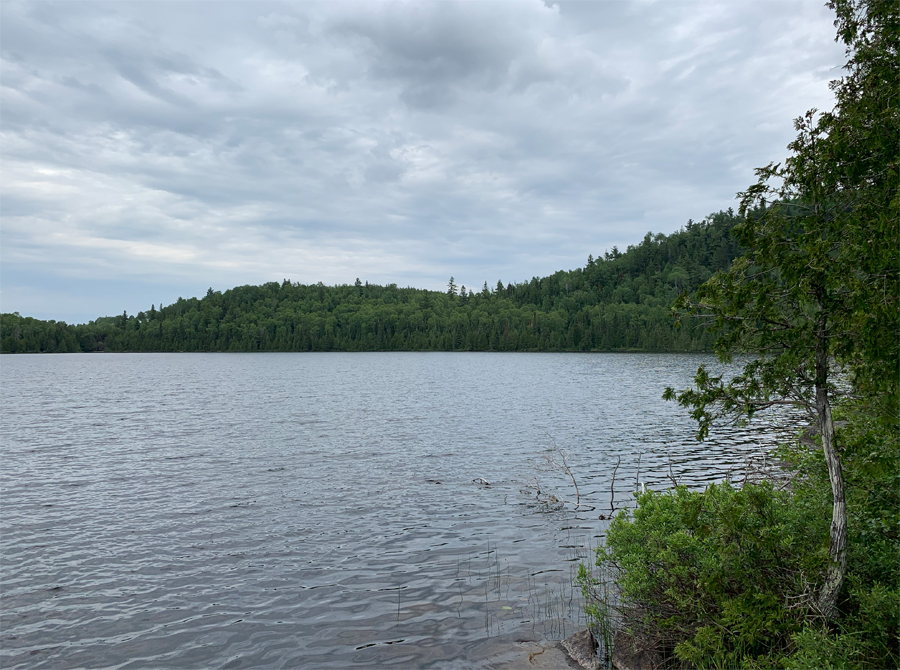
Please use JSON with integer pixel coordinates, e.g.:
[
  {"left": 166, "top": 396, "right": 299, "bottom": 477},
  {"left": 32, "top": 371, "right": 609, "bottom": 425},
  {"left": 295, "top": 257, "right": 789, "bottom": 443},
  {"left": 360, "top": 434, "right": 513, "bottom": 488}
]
[{"left": 815, "top": 324, "right": 847, "bottom": 620}]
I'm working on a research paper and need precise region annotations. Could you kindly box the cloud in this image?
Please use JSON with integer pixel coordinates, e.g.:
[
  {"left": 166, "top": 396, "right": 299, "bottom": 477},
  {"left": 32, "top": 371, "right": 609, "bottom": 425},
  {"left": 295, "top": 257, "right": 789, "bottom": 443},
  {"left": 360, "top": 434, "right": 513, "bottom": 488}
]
[{"left": 0, "top": 0, "right": 844, "bottom": 322}]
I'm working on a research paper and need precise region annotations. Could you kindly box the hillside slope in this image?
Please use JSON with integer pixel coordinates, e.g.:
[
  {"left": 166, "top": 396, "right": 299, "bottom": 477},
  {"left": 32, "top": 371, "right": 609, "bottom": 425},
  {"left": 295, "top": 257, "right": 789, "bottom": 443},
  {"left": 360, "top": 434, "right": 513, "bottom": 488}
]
[{"left": 1, "top": 210, "right": 742, "bottom": 353}]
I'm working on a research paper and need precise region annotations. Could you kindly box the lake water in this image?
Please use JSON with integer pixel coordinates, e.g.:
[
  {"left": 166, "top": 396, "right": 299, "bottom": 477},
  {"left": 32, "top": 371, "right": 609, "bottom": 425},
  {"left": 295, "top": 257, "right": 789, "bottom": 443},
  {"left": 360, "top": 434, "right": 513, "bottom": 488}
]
[{"left": 0, "top": 353, "right": 792, "bottom": 669}]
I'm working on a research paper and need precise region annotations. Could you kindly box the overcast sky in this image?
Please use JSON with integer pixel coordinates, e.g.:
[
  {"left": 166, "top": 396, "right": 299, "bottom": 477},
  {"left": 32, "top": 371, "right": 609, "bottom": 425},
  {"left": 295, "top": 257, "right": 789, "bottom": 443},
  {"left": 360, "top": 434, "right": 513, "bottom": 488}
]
[{"left": 2, "top": 0, "right": 844, "bottom": 323}]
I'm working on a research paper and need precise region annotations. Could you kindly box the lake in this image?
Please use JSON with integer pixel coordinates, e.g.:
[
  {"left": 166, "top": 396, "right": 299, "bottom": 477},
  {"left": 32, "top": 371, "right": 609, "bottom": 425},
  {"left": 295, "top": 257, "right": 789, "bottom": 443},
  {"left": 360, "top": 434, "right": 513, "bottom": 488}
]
[{"left": 0, "top": 353, "right": 791, "bottom": 668}]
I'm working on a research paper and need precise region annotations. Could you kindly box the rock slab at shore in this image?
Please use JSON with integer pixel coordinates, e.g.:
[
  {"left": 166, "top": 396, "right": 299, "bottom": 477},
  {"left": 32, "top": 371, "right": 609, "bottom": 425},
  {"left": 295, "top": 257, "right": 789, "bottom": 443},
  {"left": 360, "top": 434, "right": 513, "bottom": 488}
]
[{"left": 492, "top": 630, "right": 599, "bottom": 669}]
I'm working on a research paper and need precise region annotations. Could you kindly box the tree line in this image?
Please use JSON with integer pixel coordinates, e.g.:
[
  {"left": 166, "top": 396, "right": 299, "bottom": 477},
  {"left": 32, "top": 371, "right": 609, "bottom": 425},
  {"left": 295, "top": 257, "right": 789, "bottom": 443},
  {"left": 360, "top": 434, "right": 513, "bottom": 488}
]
[{"left": 1, "top": 209, "right": 743, "bottom": 354}]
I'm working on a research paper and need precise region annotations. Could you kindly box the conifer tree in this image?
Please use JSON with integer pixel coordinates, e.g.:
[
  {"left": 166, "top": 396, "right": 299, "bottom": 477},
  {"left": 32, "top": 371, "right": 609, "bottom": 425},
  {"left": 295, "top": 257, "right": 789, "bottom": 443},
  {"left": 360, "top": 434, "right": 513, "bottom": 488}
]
[{"left": 667, "top": 0, "right": 898, "bottom": 619}]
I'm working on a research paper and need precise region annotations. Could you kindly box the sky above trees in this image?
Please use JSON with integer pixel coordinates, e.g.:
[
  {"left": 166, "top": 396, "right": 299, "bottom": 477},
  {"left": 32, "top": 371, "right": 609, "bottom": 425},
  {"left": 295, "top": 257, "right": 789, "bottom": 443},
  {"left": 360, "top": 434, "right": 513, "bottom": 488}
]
[{"left": 1, "top": 0, "right": 843, "bottom": 323}]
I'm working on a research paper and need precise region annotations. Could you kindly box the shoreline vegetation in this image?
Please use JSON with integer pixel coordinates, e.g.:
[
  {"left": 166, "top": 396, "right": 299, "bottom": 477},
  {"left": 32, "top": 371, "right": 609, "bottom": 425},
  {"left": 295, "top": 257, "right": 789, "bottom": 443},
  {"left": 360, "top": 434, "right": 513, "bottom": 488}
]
[
  {"left": 579, "top": 1, "right": 898, "bottom": 668},
  {"left": 1, "top": 210, "right": 742, "bottom": 354}
]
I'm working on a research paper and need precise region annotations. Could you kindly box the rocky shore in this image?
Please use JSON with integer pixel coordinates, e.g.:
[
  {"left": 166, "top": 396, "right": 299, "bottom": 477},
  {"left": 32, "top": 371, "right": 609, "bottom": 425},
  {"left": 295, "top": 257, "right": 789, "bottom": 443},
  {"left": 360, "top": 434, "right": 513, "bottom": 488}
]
[{"left": 499, "top": 629, "right": 661, "bottom": 670}]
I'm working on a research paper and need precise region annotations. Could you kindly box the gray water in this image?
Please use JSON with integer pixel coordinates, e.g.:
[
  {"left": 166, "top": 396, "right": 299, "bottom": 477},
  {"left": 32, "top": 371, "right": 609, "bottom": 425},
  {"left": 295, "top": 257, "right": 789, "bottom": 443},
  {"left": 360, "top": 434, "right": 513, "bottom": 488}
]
[{"left": 1, "top": 353, "right": 792, "bottom": 669}]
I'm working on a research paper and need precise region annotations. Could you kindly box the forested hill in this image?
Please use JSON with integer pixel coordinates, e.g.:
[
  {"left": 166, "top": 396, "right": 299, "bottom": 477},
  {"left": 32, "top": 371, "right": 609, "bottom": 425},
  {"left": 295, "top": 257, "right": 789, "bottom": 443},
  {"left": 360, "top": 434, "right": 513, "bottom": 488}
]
[{"left": 1, "top": 210, "right": 742, "bottom": 353}]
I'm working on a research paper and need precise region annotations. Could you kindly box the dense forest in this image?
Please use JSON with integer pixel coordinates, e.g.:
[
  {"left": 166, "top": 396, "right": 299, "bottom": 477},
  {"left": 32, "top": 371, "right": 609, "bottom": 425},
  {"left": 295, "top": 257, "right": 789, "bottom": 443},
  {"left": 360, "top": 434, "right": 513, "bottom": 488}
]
[{"left": 1, "top": 209, "right": 742, "bottom": 354}]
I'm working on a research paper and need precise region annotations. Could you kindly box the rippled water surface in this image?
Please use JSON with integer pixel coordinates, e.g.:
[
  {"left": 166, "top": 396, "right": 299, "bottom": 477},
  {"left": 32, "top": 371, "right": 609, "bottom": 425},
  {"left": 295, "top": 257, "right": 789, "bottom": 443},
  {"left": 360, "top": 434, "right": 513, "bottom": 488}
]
[{"left": 1, "top": 353, "right": 791, "bottom": 669}]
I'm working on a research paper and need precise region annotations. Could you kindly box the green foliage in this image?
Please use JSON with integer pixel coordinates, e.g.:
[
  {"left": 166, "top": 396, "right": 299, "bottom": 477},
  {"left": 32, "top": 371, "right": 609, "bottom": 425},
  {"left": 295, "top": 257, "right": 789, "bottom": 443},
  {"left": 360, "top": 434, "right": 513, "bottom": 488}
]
[
  {"left": 598, "top": 7, "right": 898, "bottom": 665},
  {"left": 1, "top": 210, "right": 743, "bottom": 354},
  {"left": 819, "top": 0, "right": 899, "bottom": 405},
  {"left": 667, "top": 0, "right": 898, "bottom": 437},
  {"left": 595, "top": 409, "right": 899, "bottom": 669},
  {"left": 0, "top": 312, "right": 83, "bottom": 353},
  {"left": 773, "top": 398, "right": 900, "bottom": 669},
  {"left": 599, "top": 482, "right": 829, "bottom": 669},
  {"left": 664, "top": 0, "right": 897, "bottom": 624}
]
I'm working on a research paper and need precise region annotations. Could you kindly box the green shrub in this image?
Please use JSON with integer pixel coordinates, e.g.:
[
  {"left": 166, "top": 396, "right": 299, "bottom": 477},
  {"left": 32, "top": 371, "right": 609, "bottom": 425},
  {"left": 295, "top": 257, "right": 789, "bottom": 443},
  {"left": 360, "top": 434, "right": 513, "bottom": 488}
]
[
  {"left": 595, "top": 482, "right": 828, "bottom": 668},
  {"left": 776, "top": 399, "right": 900, "bottom": 669},
  {"left": 585, "top": 399, "right": 899, "bottom": 669},
  {"left": 785, "top": 579, "right": 899, "bottom": 669}
]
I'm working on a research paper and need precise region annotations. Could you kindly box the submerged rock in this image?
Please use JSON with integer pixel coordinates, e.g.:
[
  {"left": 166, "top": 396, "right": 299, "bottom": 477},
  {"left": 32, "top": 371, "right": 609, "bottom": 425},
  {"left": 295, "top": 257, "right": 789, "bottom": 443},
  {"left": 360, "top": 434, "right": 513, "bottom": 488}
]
[{"left": 491, "top": 639, "right": 574, "bottom": 669}]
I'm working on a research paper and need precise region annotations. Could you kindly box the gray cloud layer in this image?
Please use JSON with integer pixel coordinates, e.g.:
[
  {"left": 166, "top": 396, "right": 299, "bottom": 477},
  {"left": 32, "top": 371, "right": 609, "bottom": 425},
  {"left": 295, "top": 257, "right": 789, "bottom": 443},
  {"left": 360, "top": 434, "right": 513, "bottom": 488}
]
[{"left": 1, "top": 0, "right": 843, "bottom": 322}]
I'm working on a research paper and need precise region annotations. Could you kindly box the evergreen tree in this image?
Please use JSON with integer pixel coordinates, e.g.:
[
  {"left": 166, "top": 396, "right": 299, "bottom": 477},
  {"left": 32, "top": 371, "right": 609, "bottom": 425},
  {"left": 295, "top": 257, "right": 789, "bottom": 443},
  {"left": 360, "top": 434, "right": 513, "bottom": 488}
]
[{"left": 667, "top": 0, "right": 898, "bottom": 619}]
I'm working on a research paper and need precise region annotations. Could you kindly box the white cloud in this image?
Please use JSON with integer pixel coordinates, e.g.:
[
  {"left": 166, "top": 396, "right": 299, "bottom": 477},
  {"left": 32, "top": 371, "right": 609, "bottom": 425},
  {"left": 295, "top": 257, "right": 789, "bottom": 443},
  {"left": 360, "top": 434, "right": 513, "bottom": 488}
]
[{"left": 0, "top": 0, "right": 844, "bottom": 322}]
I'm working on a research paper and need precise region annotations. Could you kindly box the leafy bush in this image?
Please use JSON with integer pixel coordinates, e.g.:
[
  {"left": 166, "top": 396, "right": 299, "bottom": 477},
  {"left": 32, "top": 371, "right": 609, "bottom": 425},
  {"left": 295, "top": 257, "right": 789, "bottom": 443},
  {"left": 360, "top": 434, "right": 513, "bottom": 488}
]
[
  {"left": 584, "top": 400, "right": 899, "bottom": 669},
  {"left": 594, "top": 482, "right": 829, "bottom": 668}
]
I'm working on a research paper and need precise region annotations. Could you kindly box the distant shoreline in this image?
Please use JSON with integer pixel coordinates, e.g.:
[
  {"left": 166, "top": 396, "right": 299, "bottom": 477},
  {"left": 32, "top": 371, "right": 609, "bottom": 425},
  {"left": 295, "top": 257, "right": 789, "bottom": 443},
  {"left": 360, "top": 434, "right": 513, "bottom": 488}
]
[{"left": 0, "top": 347, "right": 714, "bottom": 355}]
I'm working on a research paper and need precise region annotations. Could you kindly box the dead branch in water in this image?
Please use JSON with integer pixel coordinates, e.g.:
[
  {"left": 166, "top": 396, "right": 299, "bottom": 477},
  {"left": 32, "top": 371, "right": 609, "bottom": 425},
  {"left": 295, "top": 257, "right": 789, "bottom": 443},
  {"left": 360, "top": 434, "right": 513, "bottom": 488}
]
[
  {"left": 667, "top": 456, "right": 679, "bottom": 488},
  {"left": 525, "top": 438, "right": 583, "bottom": 509},
  {"left": 634, "top": 451, "right": 643, "bottom": 492},
  {"left": 610, "top": 455, "right": 621, "bottom": 513},
  {"left": 543, "top": 441, "right": 581, "bottom": 507}
]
